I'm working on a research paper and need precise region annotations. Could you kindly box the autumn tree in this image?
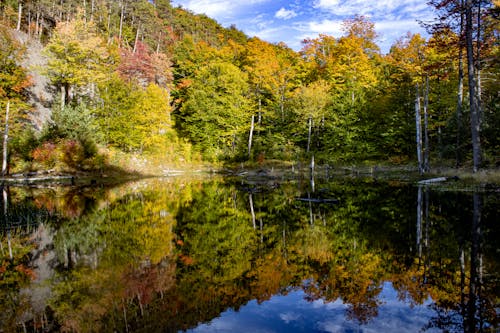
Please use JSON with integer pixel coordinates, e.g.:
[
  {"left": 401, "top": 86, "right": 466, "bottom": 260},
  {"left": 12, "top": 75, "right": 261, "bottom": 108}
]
[
  {"left": 387, "top": 33, "right": 430, "bottom": 171},
  {"left": 290, "top": 80, "right": 331, "bottom": 153},
  {"left": 43, "top": 17, "right": 113, "bottom": 108},
  {"left": 178, "top": 61, "right": 251, "bottom": 160},
  {"left": 0, "top": 26, "right": 32, "bottom": 174}
]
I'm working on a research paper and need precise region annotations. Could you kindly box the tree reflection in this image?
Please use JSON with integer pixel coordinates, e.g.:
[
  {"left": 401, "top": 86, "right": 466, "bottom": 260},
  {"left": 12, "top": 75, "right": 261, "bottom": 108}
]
[{"left": 0, "top": 177, "right": 498, "bottom": 332}]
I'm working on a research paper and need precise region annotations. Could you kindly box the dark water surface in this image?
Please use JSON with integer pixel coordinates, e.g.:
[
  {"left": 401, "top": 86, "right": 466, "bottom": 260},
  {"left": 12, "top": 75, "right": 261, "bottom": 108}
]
[{"left": 0, "top": 175, "right": 498, "bottom": 332}]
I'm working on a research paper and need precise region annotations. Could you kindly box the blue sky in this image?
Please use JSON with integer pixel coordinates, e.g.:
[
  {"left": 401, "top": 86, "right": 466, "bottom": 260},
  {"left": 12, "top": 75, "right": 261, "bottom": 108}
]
[
  {"left": 187, "top": 283, "right": 439, "bottom": 333},
  {"left": 170, "top": 0, "right": 435, "bottom": 54}
]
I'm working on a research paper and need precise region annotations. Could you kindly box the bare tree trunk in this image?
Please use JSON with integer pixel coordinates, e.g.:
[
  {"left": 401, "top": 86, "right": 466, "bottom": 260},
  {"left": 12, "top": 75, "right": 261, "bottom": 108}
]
[
  {"left": 416, "top": 185, "right": 423, "bottom": 259},
  {"left": 133, "top": 25, "right": 140, "bottom": 53},
  {"left": 156, "top": 31, "right": 162, "bottom": 53},
  {"left": 249, "top": 193, "right": 256, "bottom": 229},
  {"left": 83, "top": 0, "right": 87, "bottom": 22},
  {"left": 248, "top": 114, "right": 254, "bottom": 158},
  {"left": 423, "top": 76, "right": 430, "bottom": 172},
  {"left": 119, "top": 1, "right": 124, "bottom": 44},
  {"left": 60, "top": 85, "right": 66, "bottom": 109},
  {"left": 456, "top": 1, "right": 464, "bottom": 167},
  {"left": 2, "top": 102, "right": 10, "bottom": 177},
  {"left": 307, "top": 116, "right": 312, "bottom": 153},
  {"left": 3, "top": 188, "right": 12, "bottom": 259},
  {"left": 310, "top": 155, "right": 315, "bottom": 193},
  {"left": 27, "top": 9, "right": 31, "bottom": 37},
  {"left": 16, "top": 1, "right": 23, "bottom": 31},
  {"left": 465, "top": 0, "right": 481, "bottom": 172},
  {"left": 476, "top": 0, "right": 482, "bottom": 124},
  {"left": 467, "top": 193, "right": 481, "bottom": 331},
  {"left": 35, "top": 10, "right": 39, "bottom": 37},
  {"left": 415, "top": 84, "right": 423, "bottom": 175}
]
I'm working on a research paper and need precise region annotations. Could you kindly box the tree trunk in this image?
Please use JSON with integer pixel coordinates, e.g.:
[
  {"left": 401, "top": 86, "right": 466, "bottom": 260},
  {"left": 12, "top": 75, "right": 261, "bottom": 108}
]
[
  {"left": 35, "top": 10, "right": 39, "bottom": 37},
  {"left": 3, "top": 188, "right": 12, "bottom": 259},
  {"left": 415, "top": 84, "right": 423, "bottom": 175},
  {"left": 248, "top": 114, "right": 254, "bottom": 158},
  {"left": 467, "top": 193, "right": 481, "bottom": 331},
  {"left": 423, "top": 76, "right": 430, "bottom": 172},
  {"left": 307, "top": 116, "right": 312, "bottom": 153},
  {"left": 133, "top": 25, "right": 140, "bottom": 53},
  {"left": 119, "top": 1, "right": 124, "bottom": 44},
  {"left": 16, "top": 1, "right": 22, "bottom": 31},
  {"left": 416, "top": 185, "right": 423, "bottom": 259},
  {"left": 465, "top": 0, "right": 481, "bottom": 172},
  {"left": 60, "top": 85, "right": 66, "bottom": 109},
  {"left": 456, "top": 2, "right": 464, "bottom": 167},
  {"left": 249, "top": 193, "right": 256, "bottom": 229},
  {"left": 83, "top": 0, "right": 87, "bottom": 22},
  {"left": 27, "top": 9, "right": 31, "bottom": 37},
  {"left": 2, "top": 102, "right": 10, "bottom": 177}
]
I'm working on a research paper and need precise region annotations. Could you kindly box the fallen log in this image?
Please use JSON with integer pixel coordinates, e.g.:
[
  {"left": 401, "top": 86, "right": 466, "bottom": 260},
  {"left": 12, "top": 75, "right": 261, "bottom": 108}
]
[
  {"left": 295, "top": 197, "right": 339, "bottom": 204},
  {"left": 417, "top": 176, "right": 459, "bottom": 184},
  {"left": 1, "top": 175, "right": 75, "bottom": 184}
]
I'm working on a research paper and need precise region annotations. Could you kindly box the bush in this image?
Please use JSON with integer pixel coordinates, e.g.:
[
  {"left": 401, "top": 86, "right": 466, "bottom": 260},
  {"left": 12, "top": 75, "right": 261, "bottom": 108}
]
[
  {"left": 60, "top": 139, "right": 85, "bottom": 170},
  {"left": 32, "top": 142, "right": 58, "bottom": 169}
]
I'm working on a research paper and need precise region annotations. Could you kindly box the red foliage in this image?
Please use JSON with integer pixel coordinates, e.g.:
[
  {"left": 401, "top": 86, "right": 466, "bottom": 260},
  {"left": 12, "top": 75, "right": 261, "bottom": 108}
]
[
  {"left": 32, "top": 142, "right": 57, "bottom": 166},
  {"left": 117, "top": 41, "right": 172, "bottom": 87}
]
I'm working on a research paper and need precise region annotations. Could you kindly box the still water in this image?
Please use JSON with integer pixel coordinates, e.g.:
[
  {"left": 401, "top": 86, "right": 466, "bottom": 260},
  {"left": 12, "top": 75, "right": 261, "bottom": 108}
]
[{"left": 0, "top": 174, "right": 498, "bottom": 332}]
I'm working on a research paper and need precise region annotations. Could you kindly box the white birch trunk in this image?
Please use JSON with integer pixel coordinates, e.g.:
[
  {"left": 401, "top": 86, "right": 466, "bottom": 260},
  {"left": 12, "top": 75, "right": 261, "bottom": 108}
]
[
  {"left": 2, "top": 102, "right": 10, "bottom": 176},
  {"left": 307, "top": 116, "right": 312, "bottom": 153},
  {"left": 17, "top": 1, "right": 22, "bottom": 31},
  {"left": 415, "top": 84, "right": 423, "bottom": 175},
  {"left": 248, "top": 114, "right": 254, "bottom": 158},
  {"left": 423, "top": 76, "right": 430, "bottom": 172}
]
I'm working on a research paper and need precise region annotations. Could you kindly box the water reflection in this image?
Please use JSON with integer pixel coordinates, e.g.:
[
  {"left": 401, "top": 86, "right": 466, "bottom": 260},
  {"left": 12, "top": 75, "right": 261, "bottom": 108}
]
[{"left": 0, "top": 176, "right": 498, "bottom": 332}]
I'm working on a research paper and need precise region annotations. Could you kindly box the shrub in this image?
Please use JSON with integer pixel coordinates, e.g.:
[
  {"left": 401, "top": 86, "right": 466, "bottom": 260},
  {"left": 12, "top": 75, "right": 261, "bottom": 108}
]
[
  {"left": 32, "top": 142, "right": 58, "bottom": 169},
  {"left": 60, "top": 139, "right": 85, "bottom": 170}
]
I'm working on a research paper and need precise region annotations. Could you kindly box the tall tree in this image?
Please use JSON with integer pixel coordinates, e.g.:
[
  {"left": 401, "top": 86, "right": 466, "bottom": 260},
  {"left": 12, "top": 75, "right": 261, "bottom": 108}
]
[
  {"left": 0, "top": 27, "right": 31, "bottom": 174},
  {"left": 178, "top": 62, "right": 251, "bottom": 160},
  {"left": 290, "top": 80, "right": 331, "bottom": 153},
  {"left": 43, "top": 17, "right": 113, "bottom": 107},
  {"left": 465, "top": 0, "right": 482, "bottom": 172}
]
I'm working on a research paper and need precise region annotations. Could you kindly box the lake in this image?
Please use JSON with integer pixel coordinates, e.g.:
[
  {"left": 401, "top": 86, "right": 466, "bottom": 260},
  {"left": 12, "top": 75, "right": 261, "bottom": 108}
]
[{"left": 0, "top": 173, "right": 498, "bottom": 332}]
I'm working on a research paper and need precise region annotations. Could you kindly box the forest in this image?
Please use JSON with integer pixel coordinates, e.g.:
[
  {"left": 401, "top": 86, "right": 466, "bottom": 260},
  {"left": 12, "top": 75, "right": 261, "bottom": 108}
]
[{"left": 0, "top": 0, "right": 499, "bottom": 175}]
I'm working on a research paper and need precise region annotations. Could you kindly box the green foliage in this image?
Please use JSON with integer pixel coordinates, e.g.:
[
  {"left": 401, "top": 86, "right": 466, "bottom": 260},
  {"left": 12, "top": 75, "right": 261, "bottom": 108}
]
[
  {"left": 0, "top": 0, "right": 498, "bottom": 168},
  {"left": 94, "top": 75, "right": 173, "bottom": 153},
  {"left": 47, "top": 103, "right": 99, "bottom": 143},
  {"left": 178, "top": 61, "right": 252, "bottom": 161}
]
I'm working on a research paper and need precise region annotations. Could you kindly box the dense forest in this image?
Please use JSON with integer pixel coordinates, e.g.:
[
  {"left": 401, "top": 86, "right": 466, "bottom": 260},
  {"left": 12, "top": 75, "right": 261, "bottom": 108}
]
[{"left": 0, "top": 0, "right": 498, "bottom": 174}]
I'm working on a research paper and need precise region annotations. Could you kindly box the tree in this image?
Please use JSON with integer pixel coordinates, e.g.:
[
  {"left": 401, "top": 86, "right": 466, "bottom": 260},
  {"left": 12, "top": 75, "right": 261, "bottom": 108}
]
[
  {"left": 43, "top": 17, "right": 113, "bottom": 107},
  {"left": 178, "top": 61, "right": 251, "bottom": 160},
  {"left": 465, "top": 0, "right": 482, "bottom": 172},
  {"left": 0, "top": 26, "right": 31, "bottom": 175},
  {"left": 290, "top": 80, "right": 331, "bottom": 153},
  {"left": 387, "top": 33, "right": 429, "bottom": 171}
]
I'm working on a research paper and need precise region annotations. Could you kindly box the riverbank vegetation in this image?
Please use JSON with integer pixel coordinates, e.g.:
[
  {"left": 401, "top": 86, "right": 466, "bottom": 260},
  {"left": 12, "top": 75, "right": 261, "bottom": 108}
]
[{"left": 0, "top": 0, "right": 498, "bottom": 178}]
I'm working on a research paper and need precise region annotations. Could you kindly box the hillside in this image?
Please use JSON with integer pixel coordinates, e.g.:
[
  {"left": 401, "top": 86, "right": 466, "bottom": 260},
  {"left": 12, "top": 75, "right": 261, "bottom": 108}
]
[
  {"left": 13, "top": 29, "right": 52, "bottom": 130},
  {"left": 0, "top": 0, "right": 498, "bottom": 176}
]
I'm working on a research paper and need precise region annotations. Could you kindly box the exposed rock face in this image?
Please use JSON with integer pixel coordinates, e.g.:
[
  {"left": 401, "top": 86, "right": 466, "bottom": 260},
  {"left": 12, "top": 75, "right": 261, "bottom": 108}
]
[{"left": 12, "top": 29, "right": 53, "bottom": 131}]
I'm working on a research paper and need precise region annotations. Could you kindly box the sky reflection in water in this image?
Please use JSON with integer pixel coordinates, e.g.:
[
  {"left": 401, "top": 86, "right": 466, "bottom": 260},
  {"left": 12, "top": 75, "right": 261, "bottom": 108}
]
[{"left": 188, "top": 282, "right": 439, "bottom": 333}]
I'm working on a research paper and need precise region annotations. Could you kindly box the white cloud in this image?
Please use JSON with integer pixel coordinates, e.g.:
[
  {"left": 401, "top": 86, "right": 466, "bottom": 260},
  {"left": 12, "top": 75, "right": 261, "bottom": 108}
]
[
  {"left": 306, "top": 19, "right": 344, "bottom": 37},
  {"left": 172, "top": 0, "right": 433, "bottom": 54},
  {"left": 275, "top": 7, "right": 298, "bottom": 20},
  {"left": 279, "top": 311, "right": 302, "bottom": 323},
  {"left": 178, "top": 0, "right": 233, "bottom": 18},
  {"left": 173, "top": 0, "right": 272, "bottom": 21},
  {"left": 313, "top": 0, "right": 431, "bottom": 19}
]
